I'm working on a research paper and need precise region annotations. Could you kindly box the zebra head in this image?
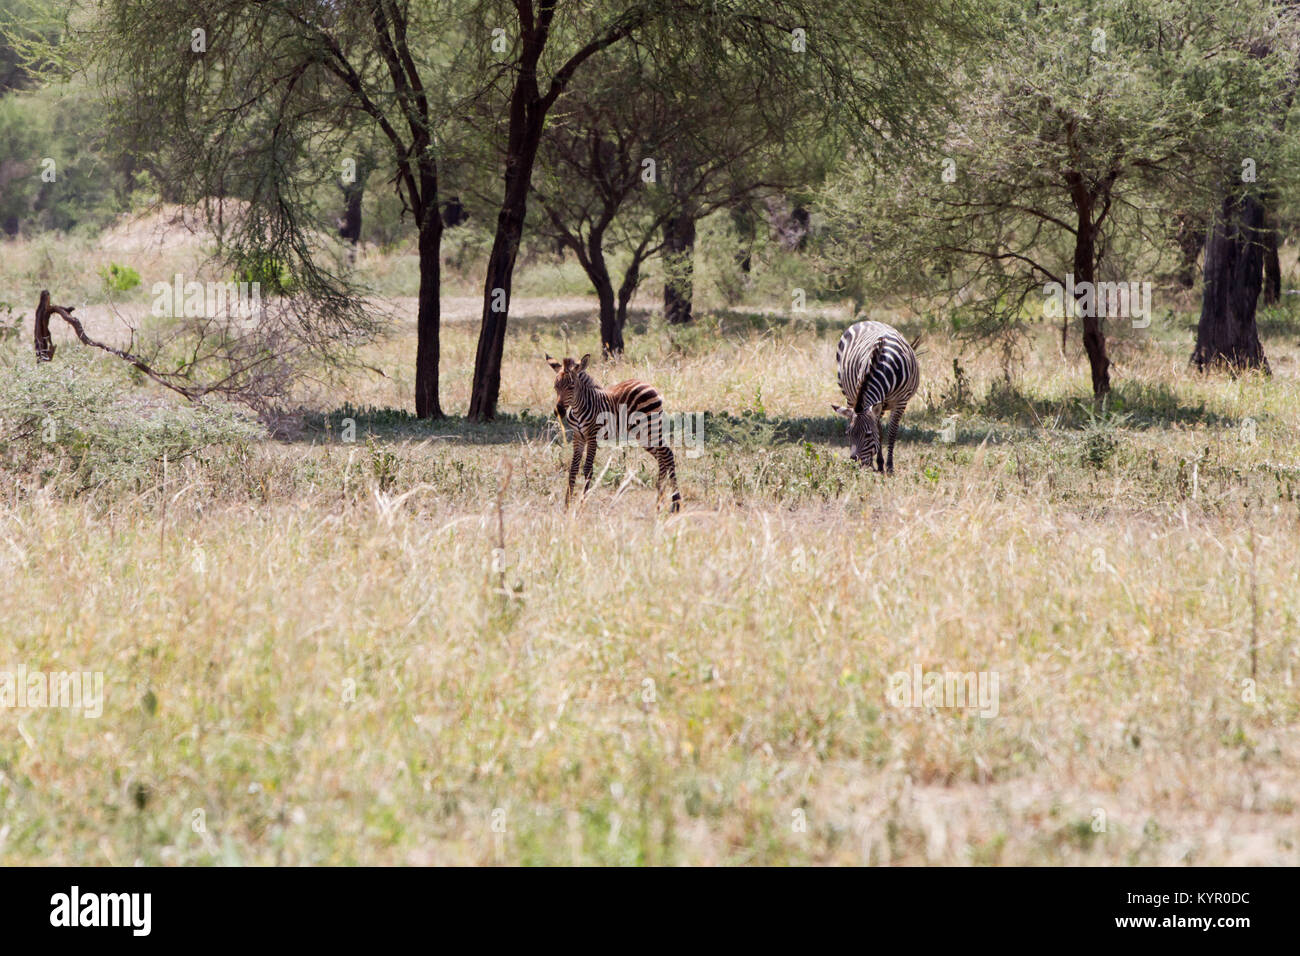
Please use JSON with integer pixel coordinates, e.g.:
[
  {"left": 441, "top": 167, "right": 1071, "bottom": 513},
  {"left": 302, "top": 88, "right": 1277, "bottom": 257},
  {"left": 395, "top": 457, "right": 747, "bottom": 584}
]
[
  {"left": 545, "top": 353, "right": 592, "bottom": 409},
  {"left": 831, "top": 403, "right": 882, "bottom": 470}
]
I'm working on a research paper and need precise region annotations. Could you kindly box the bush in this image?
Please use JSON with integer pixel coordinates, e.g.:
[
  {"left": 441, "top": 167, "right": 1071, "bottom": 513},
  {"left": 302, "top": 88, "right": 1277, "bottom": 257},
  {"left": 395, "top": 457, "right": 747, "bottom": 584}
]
[
  {"left": 0, "top": 301, "right": 20, "bottom": 343},
  {"left": 98, "top": 262, "right": 141, "bottom": 292},
  {"left": 0, "top": 349, "right": 264, "bottom": 490},
  {"left": 1076, "top": 402, "right": 1133, "bottom": 471},
  {"left": 232, "top": 252, "right": 294, "bottom": 295}
]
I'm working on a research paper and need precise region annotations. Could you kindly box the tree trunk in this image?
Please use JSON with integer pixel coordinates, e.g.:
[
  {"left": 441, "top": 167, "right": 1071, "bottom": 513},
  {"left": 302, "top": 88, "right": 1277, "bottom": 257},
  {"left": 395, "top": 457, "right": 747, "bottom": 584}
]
[
  {"left": 589, "top": 259, "right": 622, "bottom": 356},
  {"left": 663, "top": 211, "right": 696, "bottom": 324},
  {"left": 615, "top": 255, "right": 643, "bottom": 342},
  {"left": 789, "top": 205, "right": 811, "bottom": 251},
  {"left": 339, "top": 185, "right": 363, "bottom": 266},
  {"left": 575, "top": 226, "right": 623, "bottom": 356},
  {"left": 1192, "top": 192, "right": 1271, "bottom": 374},
  {"left": 1073, "top": 221, "right": 1110, "bottom": 398},
  {"left": 339, "top": 157, "right": 375, "bottom": 267},
  {"left": 468, "top": 85, "right": 547, "bottom": 420},
  {"left": 414, "top": 217, "right": 445, "bottom": 419},
  {"left": 468, "top": 174, "right": 530, "bottom": 420},
  {"left": 467, "top": 211, "right": 521, "bottom": 421},
  {"left": 34, "top": 289, "right": 54, "bottom": 361},
  {"left": 442, "top": 195, "right": 469, "bottom": 228}
]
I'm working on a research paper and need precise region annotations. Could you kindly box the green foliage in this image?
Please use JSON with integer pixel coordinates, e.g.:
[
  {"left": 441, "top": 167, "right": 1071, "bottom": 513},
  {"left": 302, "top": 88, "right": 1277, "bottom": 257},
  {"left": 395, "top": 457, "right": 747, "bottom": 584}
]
[
  {"left": 816, "top": 0, "right": 1297, "bottom": 356},
  {"left": 365, "top": 435, "right": 400, "bottom": 492},
  {"left": 0, "top": 298, "right": 19, "bottom": 342},
  {"left": 0, "top": 349, "right": 264, "bottom": 490},
  {"left": 97, "top": 261, "right": 140, "bottom": 292},
  {"left": 1076, "top": 400, "right": 1135, "bottom": 469},
  {"left": 0, "top": 82, "right": 123, "bottom": 236},
  {"left": 232, "top": 252, "right": 294, "bottom": 296},
  {"left": 0, "top": 0, "right": 57, "bottom": 94},
  {"left": 707, "top": 410, "right": 780, "bottom": 450}
]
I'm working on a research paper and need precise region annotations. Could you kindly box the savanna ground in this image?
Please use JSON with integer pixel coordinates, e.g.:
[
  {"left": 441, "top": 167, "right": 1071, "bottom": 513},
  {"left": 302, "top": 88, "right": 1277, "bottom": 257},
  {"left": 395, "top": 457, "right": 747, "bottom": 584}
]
[{"left": 1, "top": 217, "right": 1299, "bottom": 865}]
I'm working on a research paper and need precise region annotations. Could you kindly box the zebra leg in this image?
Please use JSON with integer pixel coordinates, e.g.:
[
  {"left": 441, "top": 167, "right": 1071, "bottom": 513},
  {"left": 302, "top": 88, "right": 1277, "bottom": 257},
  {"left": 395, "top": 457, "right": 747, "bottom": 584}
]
[
  {"left": 582, "top": 438, "right": 598, "bottom": 494},
  {"left": 638, "top": 410, "right": 679, "bottom": 512},
  {"left": 886, "top": 404, "right": 906, "bottom": 475},
  {"left": 647, "top": 446, "right": 681, "bottom": 512},
  {"left": 566, "top": 439, "right": 584, "bottom": 506}
]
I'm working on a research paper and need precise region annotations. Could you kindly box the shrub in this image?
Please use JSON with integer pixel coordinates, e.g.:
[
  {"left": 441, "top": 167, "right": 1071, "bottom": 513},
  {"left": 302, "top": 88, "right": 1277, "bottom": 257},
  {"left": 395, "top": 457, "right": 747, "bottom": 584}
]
[
  {"left": 0, "top": 301, "right": 20, "bottom": 343},
  {"left": 232, "top": 252, "right": 294, "bottom": 295},
  {"left": 98, "top": 262, "right": 141, "bottom": 292},
  {"left": 0, "top": 349, "right": 264, "bottom": 490},
  {"left": 1076, "top": 401, "right": 1133, "bottom": 471},
  {"left": 940, "top": 356, "right": 973, "bottom": 410}
]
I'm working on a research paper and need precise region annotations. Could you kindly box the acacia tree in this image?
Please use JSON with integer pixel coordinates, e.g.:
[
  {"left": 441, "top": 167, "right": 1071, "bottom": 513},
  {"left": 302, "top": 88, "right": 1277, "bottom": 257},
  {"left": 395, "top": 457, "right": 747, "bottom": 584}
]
[
  {"left": 0, "top": 0, "right": 52, "bottom": 92},
  {"left": 1194, "top": 190, "right": 1273, "bottom": 372},
  {"left": 529, "top": 51, "right": 818, "bottom": 354},
  {"left": 646, "top": 1, "right": 970, "bottom": 330},
  {"left": 1192, "top": 14, "right": 1300, "bottom": 374},
  {"left": 533, "top": 110, "right": 666, "bottom": 354},
  {"left": 821, "top": 0, "right": 1294, "bottom": 398},
  {"left": 660, "top": 155, "right": 698, "bottom": 325},
  {"left": 466, "top": 0, "right": 974, "bottom": 419},
  {"left": 465, "top": 1, "right": 660, "bottom": 421},
  {"left": 71, "top": 0, "right": 484, "bottom": 417}
]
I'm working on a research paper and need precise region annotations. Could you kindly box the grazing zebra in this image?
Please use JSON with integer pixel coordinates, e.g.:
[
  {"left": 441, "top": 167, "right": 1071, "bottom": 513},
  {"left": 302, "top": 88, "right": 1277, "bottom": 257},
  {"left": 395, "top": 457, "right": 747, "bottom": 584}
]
[
  {"left": 546, "top": 354, "right": 681, "bottom": 512},
  {"left": 831, "top": 320, "right": 920, "bottom": 473}
]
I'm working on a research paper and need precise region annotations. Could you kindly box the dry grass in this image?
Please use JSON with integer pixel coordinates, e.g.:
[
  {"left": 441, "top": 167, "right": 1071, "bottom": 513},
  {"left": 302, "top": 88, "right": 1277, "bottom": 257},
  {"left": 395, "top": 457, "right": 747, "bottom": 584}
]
[{"left": 1, "top": 227, "right": 1298, "bottom": 865}]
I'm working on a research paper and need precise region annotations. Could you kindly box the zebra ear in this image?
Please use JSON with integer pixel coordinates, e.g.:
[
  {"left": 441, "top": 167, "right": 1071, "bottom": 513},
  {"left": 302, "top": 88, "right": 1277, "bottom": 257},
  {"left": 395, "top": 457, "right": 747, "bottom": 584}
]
[
  {"left": 831, "top": 404, "right": 853, "bottom": 421},
  {"left": 578, "top": 353, "right": 591, "bottom": 370},
  {"left": 545, "top": 354, "right": 562, "bottom": 371}
]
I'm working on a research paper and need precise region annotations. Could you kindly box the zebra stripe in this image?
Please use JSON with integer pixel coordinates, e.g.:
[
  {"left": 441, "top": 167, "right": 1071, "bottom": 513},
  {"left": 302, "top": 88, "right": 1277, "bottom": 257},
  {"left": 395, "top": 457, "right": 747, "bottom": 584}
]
[
  {"left": 834, "top": 320, "right": 920, "bottom": 473},
  {"left": 547, "top": 355, "right": 681, "bottom": 512}
]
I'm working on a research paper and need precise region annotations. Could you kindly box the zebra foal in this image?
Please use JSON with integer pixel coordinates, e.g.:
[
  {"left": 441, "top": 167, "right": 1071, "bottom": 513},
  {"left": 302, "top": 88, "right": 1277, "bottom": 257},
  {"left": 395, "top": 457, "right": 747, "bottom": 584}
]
[
  {"left": 546, "top": 353, "right": 681, "bottom": 512},
  {"left": 831, "top": 320, "right": 920, "bottom": 473}
]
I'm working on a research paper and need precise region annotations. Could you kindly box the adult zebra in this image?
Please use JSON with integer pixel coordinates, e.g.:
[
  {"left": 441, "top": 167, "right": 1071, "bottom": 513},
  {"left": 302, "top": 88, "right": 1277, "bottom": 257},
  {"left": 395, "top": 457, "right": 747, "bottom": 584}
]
[
  {"left": 831, "top": 320, "right": 920, "bottom": 473},
  {"left": 546, "top": 354, "right": 681, "bottom": 512}
]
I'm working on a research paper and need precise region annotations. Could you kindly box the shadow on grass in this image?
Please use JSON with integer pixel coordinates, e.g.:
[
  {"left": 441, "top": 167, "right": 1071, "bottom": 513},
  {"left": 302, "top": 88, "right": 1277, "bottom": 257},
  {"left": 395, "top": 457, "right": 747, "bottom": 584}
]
[
  {"left": 499, "top": 309, "right": 597, "bottom": 334},
  {"left": 704, "top": 308, "right": 849, "bottom": 337},
  {"left": 963, "top": 380, "right": 1233, "bottom": 430},
  {"left": 293, "top": 405, "right": 965, "bottom": 450},
  {"left": 294, "top": 371, "right": 1236, "bottom": 449},
  {"left": 297, "top": 405, "right": 547, "bottom": 445}
]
